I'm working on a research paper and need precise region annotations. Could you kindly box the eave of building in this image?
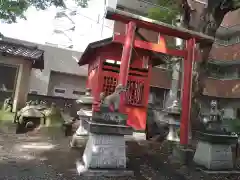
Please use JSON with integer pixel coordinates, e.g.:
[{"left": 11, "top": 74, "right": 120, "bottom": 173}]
[
  {"left": 78, "top": 37, "right": 166, "bottom": 66},
  {"left": 216, "top": 24, "right": 240, "bottom": 38},
  {"left": 208, "top": 59, "right": 240, "bottom": 66},
  {"left": 203, "top": 78, "right": 240, "bottom": 99},
  {"left": 0, "top": 40, "right": 44, "bottom": 69},
  {"left": 209, "top": 42, "right": 240, "bottom": 61}
]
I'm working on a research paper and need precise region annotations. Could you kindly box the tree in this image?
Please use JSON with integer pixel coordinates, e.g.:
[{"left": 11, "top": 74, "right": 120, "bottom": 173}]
[
  {"left": 0, "top": 0, "right": 89, "bottom": 23},
  {"left": 148, "top": 0, "right": 240, "bottom": 130}
]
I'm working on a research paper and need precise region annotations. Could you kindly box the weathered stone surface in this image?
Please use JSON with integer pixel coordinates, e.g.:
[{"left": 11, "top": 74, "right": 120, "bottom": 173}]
[
  {"left": 75, "top": 120, "right": 88, "bottom": 136},
  {"left": 92, "top": 111, "right": 127, "bottom": 126},
  {"left": 70, "top": 120, "right": 89, "bottom": 148},
  {"left": 194, "top": 141, "right": 234, "bottom": 170},
  {"left": 83, "top": 119, "right": 132, "bottom": 135},
  {"left": 82, "top": 133, "right": 127, "bottom": 169}
]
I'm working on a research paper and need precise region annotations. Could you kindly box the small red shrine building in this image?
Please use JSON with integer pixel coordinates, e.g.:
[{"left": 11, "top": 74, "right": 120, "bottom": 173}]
[{"left": 78, "top": 37, "right": 164, "bottom": 131}]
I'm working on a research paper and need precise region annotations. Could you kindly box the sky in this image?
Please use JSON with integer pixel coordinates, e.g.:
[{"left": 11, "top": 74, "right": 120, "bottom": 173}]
[{"left": 0, "top": 0, "right": 115, "bottom": 52}]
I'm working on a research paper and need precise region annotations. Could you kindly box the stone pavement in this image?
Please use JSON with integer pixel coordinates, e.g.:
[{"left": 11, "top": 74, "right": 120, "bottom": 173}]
[{"left": 0, "top": 124, "right": 239, "bottom": 180}]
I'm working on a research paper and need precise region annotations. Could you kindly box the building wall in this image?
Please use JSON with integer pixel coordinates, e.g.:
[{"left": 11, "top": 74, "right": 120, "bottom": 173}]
[
  {"left": 29, "top": 45, "right": 88, "bottom": 96},
  {"left": 0, "top": 55, "right": 32, "bottom": 110},
  {"left": 47, "top": 71, "right": 87, "bottom": 99},
  {"left": 4, "top": 37, "right": 88, "bottom": 98}
]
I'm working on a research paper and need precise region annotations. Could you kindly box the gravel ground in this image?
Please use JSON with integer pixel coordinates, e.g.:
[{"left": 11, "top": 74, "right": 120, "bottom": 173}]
[{"left": 0, "top": 124, "right": 240, "bottom": 180}]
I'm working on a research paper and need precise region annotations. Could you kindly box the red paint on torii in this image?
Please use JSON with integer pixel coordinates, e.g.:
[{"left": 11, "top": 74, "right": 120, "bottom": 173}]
[{"left": 105, "top": 7, "right": 214, "bottom": 145}]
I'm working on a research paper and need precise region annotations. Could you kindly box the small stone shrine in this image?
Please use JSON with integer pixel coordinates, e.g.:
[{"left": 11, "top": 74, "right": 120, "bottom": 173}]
[
  {"left": 76, "top": 84, "right": 133, "bottom": 176},
  {"left": 70, "top": 88, "right": 93, "bottom": 147},
  {"left": 194, "top": 100, "right": 238, "bottom": 170},
  {"left": 16, "top": 101, "right": 45, "bottom": 133},
  {"left": 2, "top": 97, "right": 13, "bottom": 112},
  {"left": 162, "top": 100, "right": 181, "bottom": 142}
]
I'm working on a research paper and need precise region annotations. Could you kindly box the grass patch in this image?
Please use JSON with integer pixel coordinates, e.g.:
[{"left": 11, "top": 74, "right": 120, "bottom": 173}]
[{"left": 0, "top": 110, "right": 14, "bottom": 122}]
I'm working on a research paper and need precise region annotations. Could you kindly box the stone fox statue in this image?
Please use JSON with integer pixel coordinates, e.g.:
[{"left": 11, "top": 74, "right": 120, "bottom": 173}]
[{"left": 101, "top": 84, "right": 127, "bottom": 112}]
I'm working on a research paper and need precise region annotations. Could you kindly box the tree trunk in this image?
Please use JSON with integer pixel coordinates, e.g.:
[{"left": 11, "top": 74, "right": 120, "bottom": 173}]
[{"left": 181, "top": 0, "right": 235, "bottom": 131}]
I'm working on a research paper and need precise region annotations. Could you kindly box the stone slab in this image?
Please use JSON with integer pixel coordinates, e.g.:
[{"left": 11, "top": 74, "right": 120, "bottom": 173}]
[
  {"left": 196, "top": 167, "right": 240, "bottom": 174},
  {"left": 83, "top": 120, "right": 132, "bottom": 136},
  {"left": 92, "top": 111, "right": 127, "bottom": 126},
  {"left": 194, "top": 140, "right": 234, "bottom": 170},
  {"left": 196, "top": 131, "right": 238, "bottom": 144},
  {"left": 70, "top": 134, "right": 88, "bottom": 148},
  {"left": 79, "top": 169, "right": 134, "bottom": 177},
  {"left": 82, "top": 133, "right": 127, "bottom": 169},
  {"left": 76, "top": 161, "right": 133, "bottom": 177}
]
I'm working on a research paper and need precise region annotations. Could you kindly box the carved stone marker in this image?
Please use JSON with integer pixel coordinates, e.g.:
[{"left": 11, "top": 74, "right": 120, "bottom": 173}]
[
  {"left": 82, "top": 134, "right": 126, "bottom": 169},
  {"left": 194, "top": 100, "right": 238, "bottom": 170},
  {"left": 194, "top": 132, "right": 238, "bottom": 170},
  {"left": 76, "top": 85, "right": 133, "bottom": 177},
  {"left": 70, "top": 89, "right": 93, "bottom": 148},
  {"left": 77, "top": 117, "right": 133, "bottom": 176}
]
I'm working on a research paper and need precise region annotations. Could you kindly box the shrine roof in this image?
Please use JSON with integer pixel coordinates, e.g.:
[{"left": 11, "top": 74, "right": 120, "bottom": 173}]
[
  {"left": 0, "top": 40, "right": 44, "bottom": 69},
  {"left": 78, "top": 37, "right": 168, "bottom": 66},
  {"left": 78, "top": 37, "right": 113, "bottom": 66},
  {"left": 105, "top": 7, "right": 214, "bottom": 44}
]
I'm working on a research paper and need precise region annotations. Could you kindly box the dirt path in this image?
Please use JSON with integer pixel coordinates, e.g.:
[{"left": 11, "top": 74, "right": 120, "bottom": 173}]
[{"left": 0, "top": 124, "right": 238, "bottom": 180}]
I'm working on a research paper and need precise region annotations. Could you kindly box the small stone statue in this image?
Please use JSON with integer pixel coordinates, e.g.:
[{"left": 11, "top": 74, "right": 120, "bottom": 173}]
[
  {"left": 85, "top": 88, "right": 91, "bottom": 96},
  {"left": 2, "top": 97, "right": 12, "bottom": 112},
  {"left": 101, "top": 84, "right": 126, "bottom": 112},
  {"left": 166, "top": 100, "right": 181, "bottom": 113},
  {"left": 205, "top": 100, "right": 226, "bottom": 133}
]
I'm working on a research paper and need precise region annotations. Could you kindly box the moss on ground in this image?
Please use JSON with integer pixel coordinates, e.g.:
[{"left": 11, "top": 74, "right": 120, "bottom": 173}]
[{"left": 0, "top": 111, "right": 14, "bottom": 121}]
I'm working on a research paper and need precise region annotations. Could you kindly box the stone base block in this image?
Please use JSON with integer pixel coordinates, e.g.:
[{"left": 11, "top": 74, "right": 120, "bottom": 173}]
[
  {"left": 76, "top": 161, "right": 133, "bottom": 177},
  {"left": 194, "top": 141, "right": 234, "bottom": 170},
  {"left": 70, "top": 134, "right": 88, "bottom": 148},
  {"left": 166, "top": 124, "right": 179, "bottom": 142},
  {"left": 173, "top": 145, "right": 194, "bottom": 165},
  {"left": 196, "top": 167, "right": 240, "bottom": 174},
  {"left": 83, "top": 120, "right": 132, "bottom": 135},
  {"left": 82, "top": 133, "right": 127, "bottom": 169}
]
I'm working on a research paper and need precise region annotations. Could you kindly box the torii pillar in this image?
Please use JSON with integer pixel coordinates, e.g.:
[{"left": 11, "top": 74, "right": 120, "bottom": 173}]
[{"left": 105, "top": 7, "right": 214, "bottom": 147}]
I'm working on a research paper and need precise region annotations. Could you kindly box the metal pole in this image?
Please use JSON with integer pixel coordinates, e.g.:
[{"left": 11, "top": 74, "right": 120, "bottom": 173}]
[
  {"left": 180, "top": 38, "right": 195, "bottom": 145},
  {"left": 118, "top": 21, "right": 136, "bottom": 112}
]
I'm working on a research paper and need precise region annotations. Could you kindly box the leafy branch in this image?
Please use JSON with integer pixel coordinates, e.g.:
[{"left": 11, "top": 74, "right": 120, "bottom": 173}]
[{"left": 0, "top": 0, "right": 89, "bottom": 23}]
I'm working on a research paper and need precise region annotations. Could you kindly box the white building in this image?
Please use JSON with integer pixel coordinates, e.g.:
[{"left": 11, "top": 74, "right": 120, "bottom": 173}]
[
  {"left": 1, "top": 0, "right": 160, "bottom": 100},
  {"left": 3, "top": 37, "right": 88, "bottom": 99}
]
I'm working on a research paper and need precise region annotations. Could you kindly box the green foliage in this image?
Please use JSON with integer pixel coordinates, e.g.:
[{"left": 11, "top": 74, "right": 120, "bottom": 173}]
[
  {"left": 148, "top": 0, "right": 180, "bottom": 24},
  {"left": 233, "top": 0, "right": 240, "bottom": 9},
  {"left": 74, "top": 0, "right": 88, "bottom": 8},
  {"left": 224, "top": 118, "right": 240, "bottom": 133},
  {"left": 0, "top": 0, "right": 89, "bottom": 23}
]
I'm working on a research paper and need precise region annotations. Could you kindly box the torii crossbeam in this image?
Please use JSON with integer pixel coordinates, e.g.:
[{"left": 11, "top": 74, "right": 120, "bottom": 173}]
[{"left": 105, "top": 7, "right": 214, "bottom": 145}]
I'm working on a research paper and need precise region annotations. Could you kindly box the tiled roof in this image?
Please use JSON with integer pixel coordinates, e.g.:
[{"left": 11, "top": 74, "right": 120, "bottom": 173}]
[{"left": 0, "top": 40, "right": 44, "bottom": 69}]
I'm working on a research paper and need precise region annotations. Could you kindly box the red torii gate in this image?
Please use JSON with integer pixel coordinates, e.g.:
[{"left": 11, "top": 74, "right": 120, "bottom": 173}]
[{"left": 105, "top": 7, "right": 214, "bottom": 145}]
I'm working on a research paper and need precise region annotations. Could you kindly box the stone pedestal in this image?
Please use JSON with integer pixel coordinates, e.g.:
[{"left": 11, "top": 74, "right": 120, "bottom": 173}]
[
  {"left": 70, "top": 116, "right": 89, "bottom": 148},
  {"left": 82, "top": 134, "right": 126, "bottom": 169},
  {"left": 77, "top": 115, "right": 133, "bottom": 177},
  {"left": 162, "top": 110, "right": 180, "bottom": 142},
  {"left": 194, "top": 132, "right": 238, "bottom": 170},
  {"left": 167, "top": 119, "right": 180, "bottom": 142}
]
